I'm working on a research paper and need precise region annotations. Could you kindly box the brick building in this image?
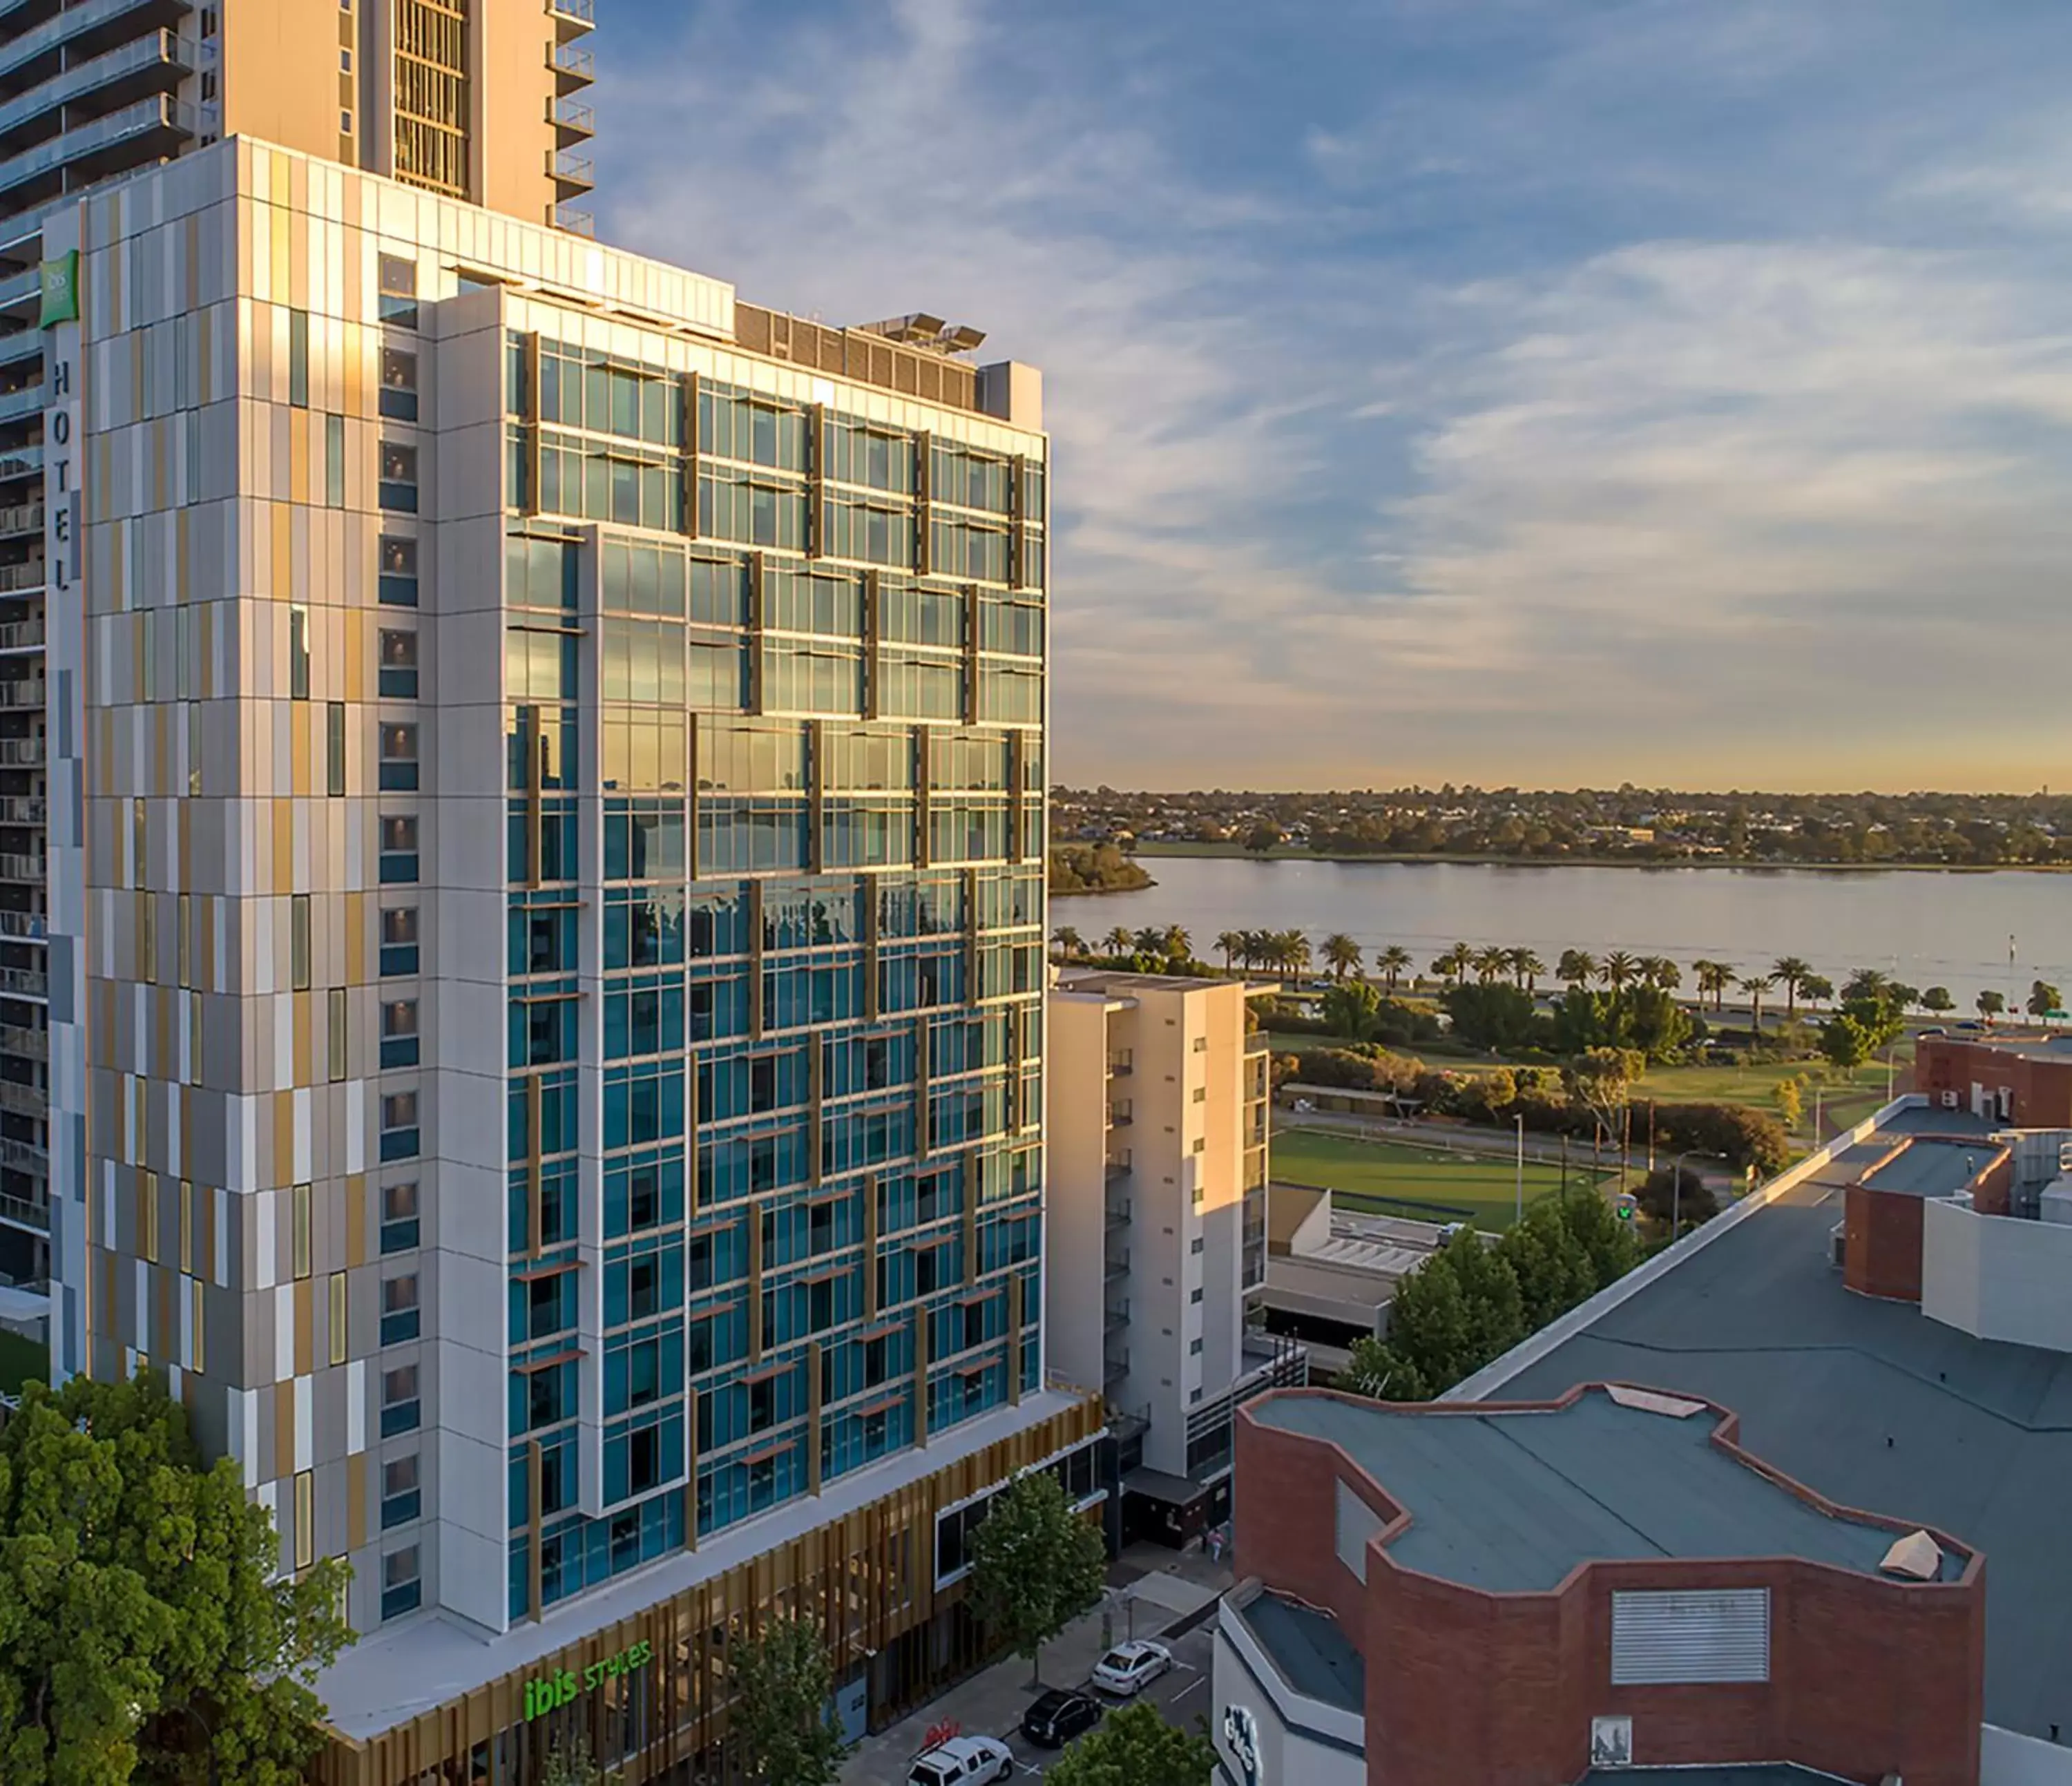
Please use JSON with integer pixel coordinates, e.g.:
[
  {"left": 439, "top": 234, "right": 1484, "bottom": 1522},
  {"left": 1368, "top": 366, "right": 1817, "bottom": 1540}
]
[
  {"left": 1915, "top": 1033, "right": 2072, "bottom": 1128},
  {"left": 1218, "top": 1382, "right": 1984, "bottom": 1786}
]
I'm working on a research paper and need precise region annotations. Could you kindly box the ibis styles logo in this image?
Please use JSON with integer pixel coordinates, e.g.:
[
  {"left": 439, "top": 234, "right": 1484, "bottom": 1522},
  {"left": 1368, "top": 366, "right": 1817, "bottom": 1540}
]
[{"left": 521, "top": 1638, "right": 654, "bottom": 1720}]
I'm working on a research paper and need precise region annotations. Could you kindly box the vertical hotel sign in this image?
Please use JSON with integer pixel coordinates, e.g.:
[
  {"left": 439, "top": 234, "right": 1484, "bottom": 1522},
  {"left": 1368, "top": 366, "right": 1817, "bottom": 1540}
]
[{"left": 41, "top": 227, "right": 86, "bottom": 1379}]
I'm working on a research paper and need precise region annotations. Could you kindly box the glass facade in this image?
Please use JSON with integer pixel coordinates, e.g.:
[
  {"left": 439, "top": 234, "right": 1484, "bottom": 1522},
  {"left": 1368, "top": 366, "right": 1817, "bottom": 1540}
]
[{"left": 501, "top": 334, "right": 1048, "bottom": 1617}]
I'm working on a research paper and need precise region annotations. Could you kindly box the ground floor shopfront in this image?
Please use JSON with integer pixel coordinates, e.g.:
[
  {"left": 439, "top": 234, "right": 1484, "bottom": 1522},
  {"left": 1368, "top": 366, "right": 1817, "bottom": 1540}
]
[{"left": 311, "top": 1396, "right": 1104, "bottom": 1786}]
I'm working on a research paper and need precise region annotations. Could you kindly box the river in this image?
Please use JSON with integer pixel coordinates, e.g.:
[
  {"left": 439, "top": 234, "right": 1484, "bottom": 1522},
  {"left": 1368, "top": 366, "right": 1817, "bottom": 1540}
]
[{"left": 1053, "top": 856, "right": 2072, "bottom": 1011}]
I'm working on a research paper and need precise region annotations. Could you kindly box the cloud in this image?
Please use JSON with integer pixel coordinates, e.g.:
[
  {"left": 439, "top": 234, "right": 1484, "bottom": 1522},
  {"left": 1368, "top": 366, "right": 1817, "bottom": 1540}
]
[{"left": 594, "top": 0, "right": 2072, "bottom": 791}]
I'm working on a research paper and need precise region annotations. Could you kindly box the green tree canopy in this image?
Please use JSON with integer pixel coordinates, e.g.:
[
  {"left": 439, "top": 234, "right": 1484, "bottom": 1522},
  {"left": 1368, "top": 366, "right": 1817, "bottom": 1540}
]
[
  {"left": 727, "top": 1613, "right": 850, "bottom": 1786},
  {"left": 1042, "top": 1702, "right": 1217, "bottom": 1786},
  {"left": 0, "top": 1371, "right": 353, "bottom": 1786},
  {"left": 1442, "top": 981, "right": 1542, "bottom": 1053},
  {"left": 1320, "top": 980, "right": 1383, "bottom": 1042},
  {"left": 965, "top": 1470, "right": 1107, "bottom": 1684}
]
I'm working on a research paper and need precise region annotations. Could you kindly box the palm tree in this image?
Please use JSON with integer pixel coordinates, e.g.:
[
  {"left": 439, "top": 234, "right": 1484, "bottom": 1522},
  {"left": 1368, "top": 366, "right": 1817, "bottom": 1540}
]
[
  {"left": 1601, "top": 950, "right": 1638, "bottom": 992},
  {"left": 1509, "top": 948, "right": 1546, "bottom": 994},
  {"left": 1557, "top": 949, "right": 1597, "bottom": 992},
  {"left": 1433, "top": 943, "right": 1474, "bottom": 987},
  {"left": 1798, "top": 973, "right": 1833, "bottom": 1010},
  {"left": 1693, "top": 959, "right": 1736, "bottom": 1012},
  {"left": 1376, "top": 945, "right": 1412, "bottom": 993},
  {"left": 1740, "top": 972, "right": 1776, "bottom": 1035},
  {"left": 1279, "top": 930, "right": 1313, "bottom": 977},
  {"left": 1772, "top": 956, "right": 1812, "bottom": 1022},
  {"left": 1473, "top": 945, "right": 1509, "bottom": 986},
  {"left": 1132, "top": 927, "right": 1166, "bottom": 958},
  {"left": 1214, "top": 930, "right": 1243, "bottom": 974},
  {"left": 1323, "top": 932, "right": 1364, "bottom": 981},
  {"left": 1051, "top": 925, "right": 1084, "bottom": 961},
  {"left": 1102, "top": 925, "right": 1133, "bottom": 958},
  {"left": 1161, "top": 924, "right": 1191, "bottom": 964},
  {"left": 1639, "top": 956, "right": 1682, "bottom": 992}
]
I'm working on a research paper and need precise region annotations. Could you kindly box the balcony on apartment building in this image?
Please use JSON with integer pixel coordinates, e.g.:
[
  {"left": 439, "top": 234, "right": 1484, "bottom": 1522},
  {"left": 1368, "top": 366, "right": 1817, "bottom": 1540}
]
[{"left": 0, "top": 92, "right": 196, "bottom": 214}]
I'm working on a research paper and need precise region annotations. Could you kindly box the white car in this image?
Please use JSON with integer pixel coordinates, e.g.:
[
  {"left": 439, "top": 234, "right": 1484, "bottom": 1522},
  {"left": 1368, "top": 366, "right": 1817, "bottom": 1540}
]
[
  {"left": 907, "top": 1734, "right": 1014, "bottom": 1785},
  {"left": 1091, "top": 1638, "right": 1175, "bottom": 1696}
]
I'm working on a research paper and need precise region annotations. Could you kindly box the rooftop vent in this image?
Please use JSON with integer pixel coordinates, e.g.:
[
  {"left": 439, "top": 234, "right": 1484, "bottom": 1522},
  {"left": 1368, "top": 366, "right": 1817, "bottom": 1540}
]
[
  {"left": 1879, "top": 1529, "right": 1941, "bottom": 1581},
  {"left": 854, "top": 314, "right": 988, "bottom": 356},
  {"left": 1606, "top": 1384, "right": 1705, "bottom": 1419}
]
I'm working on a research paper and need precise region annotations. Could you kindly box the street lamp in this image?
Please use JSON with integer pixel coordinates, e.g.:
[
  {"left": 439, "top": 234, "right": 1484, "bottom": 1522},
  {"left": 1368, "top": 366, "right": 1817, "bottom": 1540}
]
[{"left": 1670, "top": 1149, "right": 1729, "bottom": 1243}]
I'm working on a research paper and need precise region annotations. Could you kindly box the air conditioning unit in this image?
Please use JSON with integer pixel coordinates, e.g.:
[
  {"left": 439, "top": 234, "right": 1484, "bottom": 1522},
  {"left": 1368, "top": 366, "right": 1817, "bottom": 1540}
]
[{"left": 1940, "top": 1090, "right": 1959, "bottom": 1109}]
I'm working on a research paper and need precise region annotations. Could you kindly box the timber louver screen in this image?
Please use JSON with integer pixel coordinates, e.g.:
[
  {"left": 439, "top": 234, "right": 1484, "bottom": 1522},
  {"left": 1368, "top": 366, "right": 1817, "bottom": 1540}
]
[{"left": 1610, "top": 1588, "right": 1770, "bottom": 1684}]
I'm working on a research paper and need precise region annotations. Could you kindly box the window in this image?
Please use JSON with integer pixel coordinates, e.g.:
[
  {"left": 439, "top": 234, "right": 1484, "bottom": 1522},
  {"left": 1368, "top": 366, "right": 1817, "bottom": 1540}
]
[
  {"left": 379, "top": 441, "right": 419, "bottom": 512},
  {"left": 381, "top": 1364, "right": 420, "bottom": 1436},
  {"left": 291, "top": 894, "right": 311, "bottom": 992},
  {"left": 291, "top": 1181, "right": 311, "bottom": 1280},
  {"left": 1192, "top": 1086, "right": 1208, "bottom": 1104},
  {"left": 628, "top": 1425, "right": 662, "bottom": 1495},
  {"left": 1189, "top": 1337, "right": 1204, "bottom": 1355},
  {"left": 381, "top": 1180, "right": 420, "bottom": 1254},
  {"left": 381, "top": 1544, "right": 422, "bottom": 1620},
  {"left": 327, "top": 702, "right": 347, "bottom": 796},
  {"left": 325, "top": 413, "right": 345, "bottom": 508},
  {"left": 288, "top": 309, "right": 309, "bottom": 407},
  {"left": 380, "top": 906, "right": 419, "bottom": 976},
  {"left": 378, "top": 722, "right": 419, "bottom": 791},
  {"left": 380, "top": 348, "right": 419, "bottom": 422},
  {"left": 294, "top": 1470, "right": 314, "bottom": 1569},
  {"left": 1191, "top": 1287, "right": 1204, "bottom": 1304},
  {"left": 381, "top": 1274, "right": 420, "bottom": 1344},
  {"left": 378, "top": 629, "right": 419, "bottom": 698},
  {"left": 289, "top": 605, "right": 310, "bottom": 699},
  {"left": 340, "top": 108, "right": 353, "bottom": 135},
  {"left": 381, "top": 1454, "right": 420, "bottom": 1530},
  {"left": 1191, "top": 1237, "right": 1205, "bottom": 1254},
  {"left": 328, "top": 1271, "right": 347, "bottom": 1365},
  {"left": 381, "top": 999, "right": 420, "bottom": 1068},
  {"left": 628, "top": 1256, "right": 660, "bottom": 1322},
  {"left": 379, "top": 256, "right": 419, "bottom": 329},
  {"left": 381, "top": 1091, "right": 421, "bottom": 1162},
  {"left": 379, "top": 816, "right": 419, "bottom": 885},
  {"left": 328, "top": 988, "right": 347, "bottom": 1083},
  {"left": 379, "top": 536, "right": 419, "bottom": 607}
]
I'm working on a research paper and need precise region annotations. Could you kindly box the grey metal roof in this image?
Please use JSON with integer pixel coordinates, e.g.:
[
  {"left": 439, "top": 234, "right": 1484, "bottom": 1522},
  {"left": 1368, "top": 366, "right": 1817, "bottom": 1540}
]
[
  {"left": 1233, "top": 1591, "right": 1365, "bottom": 1713},
  {"left": 1494, "top": 1171, "right": 2072, "bottom": 1744},
  {"left": 1251, "top": 1387, "right": 1946, "bottom": 1593},
  {"left": 1862, "top": 1137, "right": 2000, "bottom": 1198}
]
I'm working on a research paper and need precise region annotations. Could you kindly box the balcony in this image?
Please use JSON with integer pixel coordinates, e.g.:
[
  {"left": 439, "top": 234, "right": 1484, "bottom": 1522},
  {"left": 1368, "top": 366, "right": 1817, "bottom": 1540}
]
[
  {"left": 550, "top": 39, "right": 595, "bottom": 89},
  {"left": 0, "top": 1135, "right": 46, "bottom": 1175},
  {"left": 0, "top": 503, "right": 39, "bottom": 539},
  {"left": 0, "top": 95, "right": 198, "bottom": 205},
  {"left": 1104, "top": 1247, "right": 1129, "bottom": 1285},
  {"left": 0, "top": 560, "right": 43, "bottom": 593},
  {"left": 553, "top": 202, "right": 594, "bottom": 238},
  {"left": 0, "top": 29, "right": 193, "bottom": 155},
  {"left": 1104, "top": 1194, "right": 1130, "bottom": 1232},
  {"left": 550, "top": 96, "right": 595, "bottom": 142},
  {"left": 0, "top": 381, "right": 41, "bottom": 424},
  {"left": 1104, "top": 1155, "right": 1131, "bottom": 1183},
  {"left": 0, "top": 0, "right": 194, "bottom": 88},
  {"left": 546, "top": 0, "right": 595, "bottom": 35},
  {"left": 1102, "top": 1351, "right": 1129, "bottom": 1390},
  {"left": 0, "top": 1078, "right": 41, "bottom": 1118},
  {"left": 1, "top": 1024, "right": 48, "bottom": 1057},
  {"left": 0, "top": 964, "right": 46, "bottom": 998},
  {"left": 0, "top": 676, "right": 42, "bottom": 709},
  {"left": 0, "top": 1184, "right": 45, "bottom": 1232},
  {"left": 0, "top": 620, "right": 41, "bottom": 653},
  {"left": 549, "top": 148, "right": 594, "bottom": 195},
  {"left": 0, "top": 444, "right": 41, "bottom": 479},
  {"left": 0, "top": 852, "right": 43, "bottom": 883},
  {"left": 0, "top": 909, "right": 43, "bottom": 939},
  {"left": 1247, "top": 1031, "right": 1272, "bottom": 1054},
  {"left": 1106, "top": 1053, "right": 1133, "bottom": 1078},
  {"left": 0, "top": 737, "right": 44, "bottom": 767}
]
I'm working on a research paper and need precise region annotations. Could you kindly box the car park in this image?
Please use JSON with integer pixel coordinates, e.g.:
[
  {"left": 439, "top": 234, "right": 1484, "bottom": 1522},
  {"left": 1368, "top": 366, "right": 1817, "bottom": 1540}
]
[
  {"left": 1020, "top": 1687, "right": 1104, "bottom": 1747},
  {"left": 1091, "top": 1638, "right": 1176, "bottom": 1696},
  {"left": 907, "top": 1734, "right": 1015, "bottom": 1785}
]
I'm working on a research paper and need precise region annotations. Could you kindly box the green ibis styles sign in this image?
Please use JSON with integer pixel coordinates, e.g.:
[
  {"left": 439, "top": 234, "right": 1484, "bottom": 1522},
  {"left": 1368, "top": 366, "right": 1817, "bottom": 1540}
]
[
  {"left": 521, "top": 1638, "right": 654, "bottom": 1720},
  {"left": 38, "top": 251, "right": 79, "bottom": 328}
]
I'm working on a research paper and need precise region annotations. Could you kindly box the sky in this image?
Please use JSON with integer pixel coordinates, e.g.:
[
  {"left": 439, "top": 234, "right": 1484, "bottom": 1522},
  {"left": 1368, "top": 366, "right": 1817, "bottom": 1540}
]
[{"left": 593, "top": 0, "right": 2072, "bottom": 793}]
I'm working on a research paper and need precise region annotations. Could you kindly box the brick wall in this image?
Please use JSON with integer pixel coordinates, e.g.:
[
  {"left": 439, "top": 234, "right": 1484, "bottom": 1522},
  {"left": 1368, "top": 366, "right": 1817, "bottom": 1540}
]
[
  {"left": 1915, "top": 1039, "right": 2072, "bottom": 1127},
  {"left": 1844, "top": 1184, "right": 1926, "bottom": 1300}
]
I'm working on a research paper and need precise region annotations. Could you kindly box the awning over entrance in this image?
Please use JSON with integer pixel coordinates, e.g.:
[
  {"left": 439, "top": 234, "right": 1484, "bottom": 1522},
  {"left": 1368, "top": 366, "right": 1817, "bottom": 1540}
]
[{"left": 1124, "top": 1466, "right": 1210, "bottom": 1509}]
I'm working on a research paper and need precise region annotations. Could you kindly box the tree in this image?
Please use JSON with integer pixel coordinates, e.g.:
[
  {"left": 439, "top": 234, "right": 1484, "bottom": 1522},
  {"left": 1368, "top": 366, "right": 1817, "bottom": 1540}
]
[
  {"left": 1772, "top": 957, "right": 1812, "bottom": 1021},
  {"left": 1820, "top": 1010, "right": 1877, "bottom": 1070},
  {"left": 1375, "top": 945, "right": 1412, "bottom": 992},
  {"left": 1432, "top": 943, "right": 1474, "bottom": 988},
  {"left": 1840, "top": 967, "right": 1891, "bottom": 1006},
  {"left": 1693, "top": 960, "right": 1735, "bottom": 1012},
  {"left": 1041, "top": 1702, "right": 1218, "bottom": 1786},
  {"left": 1321, "top": 980, "right": 1383, "bottom": 1042},
  {"left": 1443, "top": 983, "right": 1540, "bottom": 1055},
  {"left": 1214, "top": 930, "right": 1243, "bottom": 973},
  {"left": 1921, "top": 986, "right": 1954, "bottom": 1014},
  {"left": 1051, "top": 926, "right": 1085, "bottom": 961},
  {"left": 2030, "top": 980, "right": 2063, "bottom": 1020},
  {"left": 1473, "top": 945, "right": 1510, "bottom": 986},
  {"left": 1775, "top": 1077, "right": 1804, "bottom": 1131},
  {"left": 1510, "top": 948, "right": 1546, "bottom": 994},
  {"left": 1102, "top": 925, "right": 1133, "bottom": 957},
  {"left": 1556, "top": 950, "right": 1597, "bottom": 993},
  {"left": 539, "top": 1735, "right": 610, "bottom": 1786},
  {"left": 0, "top": 1371, "right": 354, "bottom": 1786},
  {"left": 1798, "top": 973, "right": 1834, "bottom": 1009},
  {"left": 965, "top": 1470, "right": 1107, "bottom": 1685},
  {"left": 1566, "top": 1046, "right": 1643, "bottom": 1151},
  {"left": 1636, "top": 1164, "right": 1718, "bottom": 1233},
  {"left": 1243, "top": 820, "right": 1282, "bottom": 854},
  {"left": 1600, "top": 951, "right": 1638, "bottom": 992},
  {"left": 1323, "top": 932, "right": 1364, "bottom": 980},
  {"left": 729, "top": 1614, "right": 852, "bottom": 1786},
  {"left": 1739, "top": 972, "right": 1775, "bottom": 1035},
  {"left": 1977, "top": 989, "right": 2006, "bottom": 1021}
]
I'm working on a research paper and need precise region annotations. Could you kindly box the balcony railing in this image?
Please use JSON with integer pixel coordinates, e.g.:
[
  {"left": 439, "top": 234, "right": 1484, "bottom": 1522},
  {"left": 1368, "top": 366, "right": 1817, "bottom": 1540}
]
[
  {"left": 546, "top": 0, "right": 595, "bottom": 28},
  {"left": 0, "top": 966, "right": 46, "bottom": 998},
  {"left": 1, "top": 1024, "right": 48, "bottom": 1057},
  {"left": 550, "top": 97, "right": 595, "bottom": 138},
  {"left": 0, "top": 1079, "right": 41, "bottom": 1118},
  {"left": 550, "top": 41, "right": 595, "bottom": 83},
  {"left": 0, "top": 445, "right": 42, "bottom": 479},
  {"left": 0, "top": 382, "right": 42, "bottom": 424},
  {"left": 0, "top": 620, "right": 41, "bottom": 652},
  {"left": 0, "top": 1186, "right": 45, "bottom": 1231},
  {"left": 1104, "top": 1195, "right": 1129, "bottom": 1231},
  {"left": 0, "top": 1135, "right": 47, "bottom": 1175},
  {"left": 549, "top": 149, "right": 595, "bottom": 193},
  {"left": 1104, "top": 1155, "right": 1131, "bottom": 1182},
  {"left": 0, "top": 503, "right": 39, "bottom": 538},
  {"left": 1106, "top": 1053, "right": 1133, "bottom": 1077},
  {"left": 0, "top": 29, "right": 191, "bottom": 146},
  {"left": 0, "top": 798, "right": 43, "bottom": 827},
  {"left": 0, "top": 738, "right": 43, "bottom": 768},
  {"left": 553, "top": 202, "right": 594, "bottom": 238},
  {"left": 0, "top": 95, "right": 198, "bottom": 202},
  {"left": 0, "top": 852, "right": 43, "bottom": 883},
  {"left": 0, "top": 678, "right": 42, "bottom": 709},
  {"left": 0, "top": 561, "right": 44, "bottom": 593}
]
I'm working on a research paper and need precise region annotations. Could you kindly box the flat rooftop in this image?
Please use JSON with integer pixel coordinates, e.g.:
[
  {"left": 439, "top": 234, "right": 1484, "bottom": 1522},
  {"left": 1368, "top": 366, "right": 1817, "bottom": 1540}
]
[
  {"left": 1861, "top": 1137, "right": 2002, "bottom": 1198},
  {"left": 1488, "top": 1147, "right": 2072, "bottom": 1742},
  {"left": 1251, "top": 1385, "right": 1952, "bottom": 1593},
  {"left": 1231, "top": 1588, "right": 1365, "bottom": 1713},
  {"left": 1926, "top": 1030, "right": 2072, "bottom": 1066}
]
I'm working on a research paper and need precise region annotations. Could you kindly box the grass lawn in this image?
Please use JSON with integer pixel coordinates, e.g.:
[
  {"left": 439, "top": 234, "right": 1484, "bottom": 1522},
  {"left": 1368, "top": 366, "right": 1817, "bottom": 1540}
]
[
  {"left": 0, "top": 1327, "right": 47, "bottom": 1396},
  {"left": 1272, "top": 1126, "right": 1611, "bottom": 1231}
]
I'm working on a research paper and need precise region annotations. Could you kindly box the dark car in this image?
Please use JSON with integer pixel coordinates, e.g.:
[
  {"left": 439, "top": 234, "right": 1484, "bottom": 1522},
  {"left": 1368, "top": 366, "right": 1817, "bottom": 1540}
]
[{"left": 1019, "top": 1687, "right": 1102, "bottom": 1748}]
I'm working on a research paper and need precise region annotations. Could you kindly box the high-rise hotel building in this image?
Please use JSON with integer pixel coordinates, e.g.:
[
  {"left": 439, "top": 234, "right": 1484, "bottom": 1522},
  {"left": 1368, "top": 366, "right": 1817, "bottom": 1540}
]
[{"left": 10, "top": 7, "right": 1097, "bottom": 1780}]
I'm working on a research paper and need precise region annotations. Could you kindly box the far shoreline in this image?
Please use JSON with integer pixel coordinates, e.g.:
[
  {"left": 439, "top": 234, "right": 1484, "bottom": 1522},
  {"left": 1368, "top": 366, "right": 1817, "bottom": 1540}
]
[{"left": 1113, "top": 843, "right": 2071, "bottom": 875}]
